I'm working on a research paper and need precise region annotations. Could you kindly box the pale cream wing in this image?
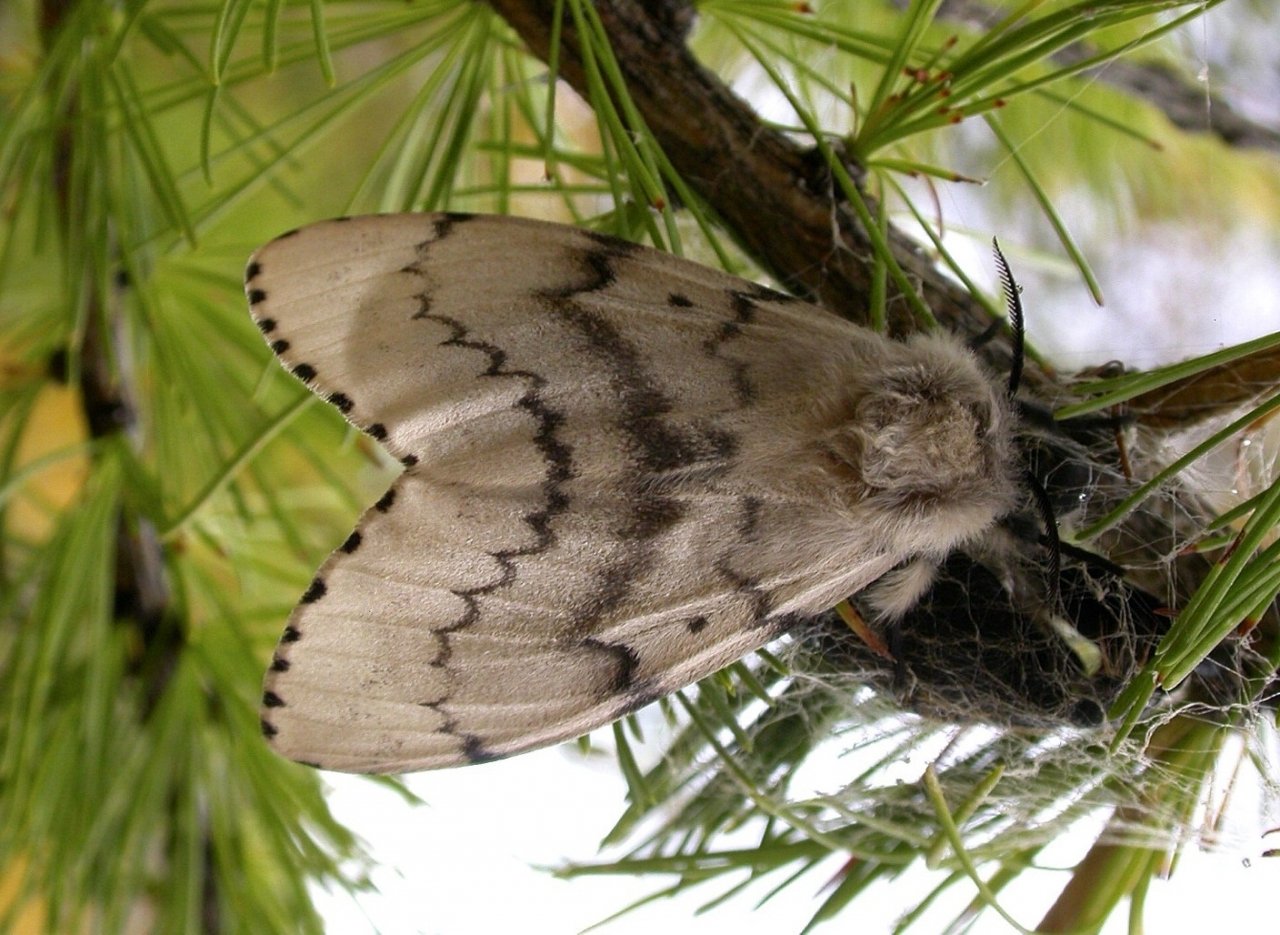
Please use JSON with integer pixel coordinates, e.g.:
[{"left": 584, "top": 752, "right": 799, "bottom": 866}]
[{"left": 247, "top": 213, "right": 902, "bottom": 773}]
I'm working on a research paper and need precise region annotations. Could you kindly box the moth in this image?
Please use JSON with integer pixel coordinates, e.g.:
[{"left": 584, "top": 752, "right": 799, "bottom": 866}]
[{"left": 247, "top": 213, "right": 1023, "bottom": 773}]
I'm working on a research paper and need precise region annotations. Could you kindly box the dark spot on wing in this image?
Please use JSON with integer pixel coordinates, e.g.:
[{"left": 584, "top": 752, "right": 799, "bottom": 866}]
[
  {"left": 300, "top": 578, "right": 327, "bottom": 603},
  {"left": 462, "top": 734, "right": 501, "bottom": 765}
]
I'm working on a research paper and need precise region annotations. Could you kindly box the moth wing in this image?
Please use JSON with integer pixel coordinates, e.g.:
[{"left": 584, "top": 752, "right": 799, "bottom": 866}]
[{"left": 247, "top": 213, "right": 892, "bottom": 773}]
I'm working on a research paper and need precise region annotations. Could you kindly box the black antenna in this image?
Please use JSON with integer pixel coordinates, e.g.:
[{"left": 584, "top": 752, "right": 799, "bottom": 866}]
[
  {"left": 1025, "top": 468, "right": 1063, "bottom": 615},
  {"left": 994, "top": 242, "right": 1063, "bottom": 614},
  {"left": 992, "top": 238, "right": 1025, "bottom": 398}
]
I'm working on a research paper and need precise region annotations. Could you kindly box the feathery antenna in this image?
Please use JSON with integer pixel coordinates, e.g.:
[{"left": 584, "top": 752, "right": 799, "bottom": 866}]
[{"left": 992, "top": 238, "right": 1025, "bottom": 398}]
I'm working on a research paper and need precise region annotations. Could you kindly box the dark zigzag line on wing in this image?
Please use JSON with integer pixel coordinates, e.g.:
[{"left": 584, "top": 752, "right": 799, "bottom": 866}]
[
  {"left": 544, "top": 253, "right": 808, "bottom": 642},
  {"left": 441, "top": 241, "right": 677, "bottom": 763},
  {"left": 536, "top": 246, "right": 735, "bottom": 624},
  {"left": 260, "top": 312, "right": 573, "bottom": 746},
  {"left": 434, "top": 237, "right": 735, "bottom": 764},
  {"left": 436, "top": 235, "right": 754, "bottom": 762},
  {"left": 407, "top": 303, "right": 575, "bottom": 763},
  {"left": 540, "top": 247, "right": 740, "bottom": 477},
  {"left": 411, "top": 309, "right": 573, "bottom": 659},
  {"left": 517, "top": 244, "right": 768, "bottom": 727}
]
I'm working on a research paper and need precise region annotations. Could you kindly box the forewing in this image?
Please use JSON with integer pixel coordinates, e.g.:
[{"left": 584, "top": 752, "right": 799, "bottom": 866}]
[{"left": 247, "top": 213, "right": 886, "bottom": 772}]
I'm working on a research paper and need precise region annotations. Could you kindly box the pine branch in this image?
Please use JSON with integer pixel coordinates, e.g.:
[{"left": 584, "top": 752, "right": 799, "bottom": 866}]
[{"left": 43, "top": 0, "right": 214, "bottom": 922}]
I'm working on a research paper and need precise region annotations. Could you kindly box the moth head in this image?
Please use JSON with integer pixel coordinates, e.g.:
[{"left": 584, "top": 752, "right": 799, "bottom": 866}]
[{"left": 826, "top": 332, "right": 1020, "bottom": 548}]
